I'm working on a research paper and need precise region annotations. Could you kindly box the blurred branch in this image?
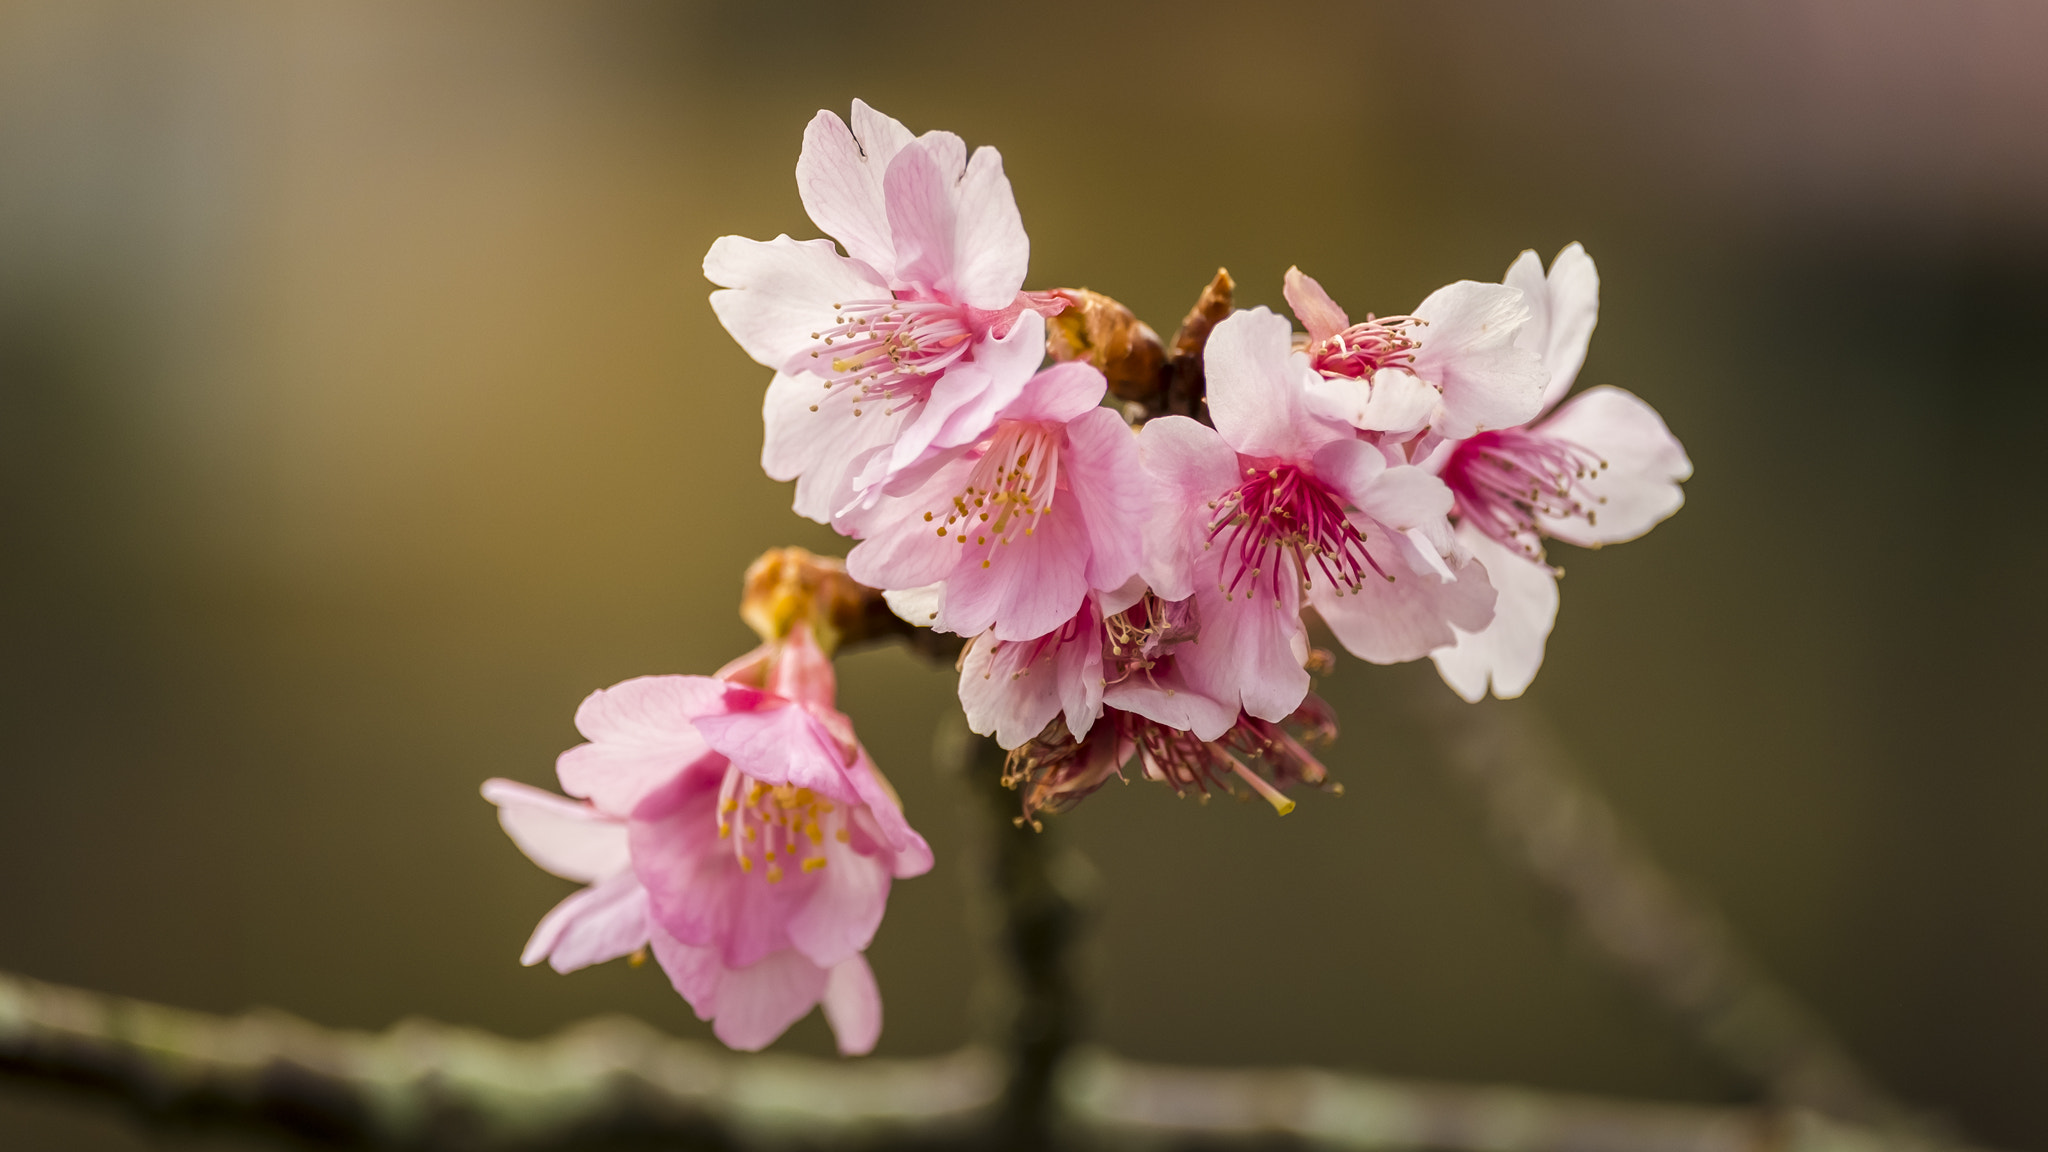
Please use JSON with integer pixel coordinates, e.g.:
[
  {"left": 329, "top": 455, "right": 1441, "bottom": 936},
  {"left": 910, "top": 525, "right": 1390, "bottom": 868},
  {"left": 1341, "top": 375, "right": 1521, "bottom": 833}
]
[
  {"left": 0, "top": 966, "right": 1978, "bottom": 1152},
  {"left": 1409, "top": 688, "right": 1932, "bottom": 1137},
  {"left": 961, "top": 731, "right": 1086, "bottom": 1151}
]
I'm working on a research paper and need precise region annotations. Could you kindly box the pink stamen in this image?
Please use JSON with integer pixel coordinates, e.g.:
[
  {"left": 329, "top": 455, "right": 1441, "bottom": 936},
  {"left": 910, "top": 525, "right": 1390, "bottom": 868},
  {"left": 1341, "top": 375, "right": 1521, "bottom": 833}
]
[
  {"left": 1443, "top": 428, "right": 1608, "bottom": 560},
  {"left": 803, "top": 295, "right": 978, "bottom": 410},
  {"left": 1308, "top": 315, "right": 1424, "bottom": 380},
  {"left": 1206, "top": 465, "right": 1387, "bottom": 600}
]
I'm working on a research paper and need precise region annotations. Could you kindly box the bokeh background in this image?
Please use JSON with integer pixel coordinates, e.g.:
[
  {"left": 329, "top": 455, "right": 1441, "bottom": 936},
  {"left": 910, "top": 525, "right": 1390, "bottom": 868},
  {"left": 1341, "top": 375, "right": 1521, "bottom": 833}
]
[{"left": 3, "top": 1, "right": 2046, "bottom": 1147}]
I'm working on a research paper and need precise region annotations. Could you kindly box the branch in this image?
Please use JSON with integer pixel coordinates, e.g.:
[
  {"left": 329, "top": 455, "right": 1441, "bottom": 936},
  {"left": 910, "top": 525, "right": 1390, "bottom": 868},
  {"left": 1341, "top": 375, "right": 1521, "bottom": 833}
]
[
  {"left": 1409, "top": 687, "right": 1937, "bottom": 1138},
  {"left": 0, "top": 967, "right": 1977, "bottom": 1151}
]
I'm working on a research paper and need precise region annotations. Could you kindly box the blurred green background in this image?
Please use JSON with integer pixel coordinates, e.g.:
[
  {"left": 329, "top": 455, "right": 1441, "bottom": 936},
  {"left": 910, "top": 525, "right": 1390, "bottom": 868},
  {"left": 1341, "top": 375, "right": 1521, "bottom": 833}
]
[{"left": 3, "top": 1, "right": 2045, "bottom": 1147}]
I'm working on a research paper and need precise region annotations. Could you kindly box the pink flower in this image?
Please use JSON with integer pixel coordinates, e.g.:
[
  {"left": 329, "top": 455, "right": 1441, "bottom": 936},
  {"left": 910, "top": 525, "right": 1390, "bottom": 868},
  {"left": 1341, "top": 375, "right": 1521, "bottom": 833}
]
[
  {"left": 956, "top": 586, "right": 1238, "bottom": 749},
  {"left": 842, "top": 361, "right": 1146, "bottom": 642},
  {"left": 1284, "top": 265, "right": 1549, "bottom": 440},
  {"left": 1140, "top": 309, "right": 1495, "bottom": 697},
  {"left": 706, "top": 101, "right": 1056, "bottom": 523},
  {"left": 481, "top": 625, "right": 931, "bottom": 1054},
  {"left": 1426, "top": 245, "right": 1691, "bottom": 701}
]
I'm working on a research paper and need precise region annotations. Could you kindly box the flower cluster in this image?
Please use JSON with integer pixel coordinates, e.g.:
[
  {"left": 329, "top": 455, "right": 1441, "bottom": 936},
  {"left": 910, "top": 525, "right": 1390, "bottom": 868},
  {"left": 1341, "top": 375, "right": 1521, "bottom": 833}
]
[
  {"left": 709, "top": 101, "right": 1690, "bottom": 817},
  {"left": 486, "top": 101, "right": 1690, "bottom": 1056},
  {"left": 485, "top": 555, "right": 930, "bottom": 1054}
]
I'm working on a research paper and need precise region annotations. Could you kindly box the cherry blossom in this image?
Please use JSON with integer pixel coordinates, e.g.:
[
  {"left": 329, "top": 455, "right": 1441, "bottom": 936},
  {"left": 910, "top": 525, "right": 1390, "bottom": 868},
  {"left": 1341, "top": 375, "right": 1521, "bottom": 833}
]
[
  {"left": 1141, "top": 309, "right": 1494, "bottom": 699},
  {"left": 1427, "top": 245, "right": 1692, "bottom": 701},
  {"left": 1284, "top": 265, "right": 1549, "bottom": 441},
  {"left": 843, "top": 361, "right": 1146, "bottom": 642},
  {"left": 955, "top": 585, "right": 1237, "bottom": 750},
  {"left": 706, "top": 100, "right": 1056, "bottom": 523},
  {"left": 482, "top": 624, "right": 930, "bottom": 1053}
]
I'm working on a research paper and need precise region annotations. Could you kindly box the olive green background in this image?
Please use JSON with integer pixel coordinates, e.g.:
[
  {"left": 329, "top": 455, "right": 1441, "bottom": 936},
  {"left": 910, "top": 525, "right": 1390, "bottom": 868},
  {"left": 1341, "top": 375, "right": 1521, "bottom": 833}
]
[{"left": 3, "top": 2, "right": 2046, "bottom": 1147}]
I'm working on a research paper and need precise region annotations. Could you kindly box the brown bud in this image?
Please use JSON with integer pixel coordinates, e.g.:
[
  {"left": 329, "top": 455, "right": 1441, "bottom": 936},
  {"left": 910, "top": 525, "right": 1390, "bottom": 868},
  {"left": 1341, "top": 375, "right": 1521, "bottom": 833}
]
[
  {"left": 1043, "top": 288, "right": 1166, "bottom": 405},
  {"left": 738, "top": 547, "right": 868, "bottom": 656},
  {"left": 1160, "top": 268, "right": 1234, "bottom": 420}
]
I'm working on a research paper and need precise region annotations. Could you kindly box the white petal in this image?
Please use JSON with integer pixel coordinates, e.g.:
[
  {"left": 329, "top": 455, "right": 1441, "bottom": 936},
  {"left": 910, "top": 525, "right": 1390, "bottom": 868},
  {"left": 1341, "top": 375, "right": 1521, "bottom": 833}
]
[
  {"left": 1411, "top": 280, "right": 1548, "bottom": 438},
  {"left": 1536, "top": 386, "right": 1690, "bottom": 547},
  {"left": 1429, "top": 524, "right": 1561, "bottom": 700},
  {"left": 705, "top": 235, "right": 887, "bottom": 371},
  {"left": 1533, "top": 243, "right": 1600, "bottom": 416},
  {"left": 883, "top": 583, "right": 944, "bottom": 627}
]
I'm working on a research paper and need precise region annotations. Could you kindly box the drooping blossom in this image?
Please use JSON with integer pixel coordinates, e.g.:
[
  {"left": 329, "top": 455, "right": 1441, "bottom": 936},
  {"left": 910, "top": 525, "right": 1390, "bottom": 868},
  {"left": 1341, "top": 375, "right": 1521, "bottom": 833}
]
[
  {"left": 482, "top": 624, "right": 931, "bottom": 1054},
  {"left": 1284, "top": 265, "right": 1549, "bottom": 440},
  {"left": 843, "top": 361, "right": 1146, "bottom": 642},
  {"left": 706, "top": 100, "right": 1057, "bottom": 522},
  {"left": 954, "top": 584, "right": 1237, "bottom": 750},
  {"left": 1141, "top": 308, "right": 1495, "bottom": 694},
  {"left": 1426, "top": 245, "right": 1692, "bottom": 701},
  {"left": 1001, "top": 696, "right": 1342, "bottom": 825}
]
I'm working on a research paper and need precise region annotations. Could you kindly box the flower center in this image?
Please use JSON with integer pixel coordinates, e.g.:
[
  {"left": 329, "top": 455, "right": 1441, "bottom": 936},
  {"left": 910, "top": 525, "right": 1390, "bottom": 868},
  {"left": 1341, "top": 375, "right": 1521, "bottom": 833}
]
[
  {"left": 1123, "top": 698, "right": 1339, "bottom": 816},
  {"left": 1102, "top": 593, "right": 1198, "bottom": 687},
  {"left": 1207, "top": 464, "right": 1386, "bottom": 599},
  {"left": 803, "top": 295, "right": 976, "bottom": 416},
  {"left": 1308, "top": 315, "right": 1424, "bottom": 379},
  {"left": 926, "top": 421, "right": 1060, "bottom": 567},
  {"left": 1442, "top": 429, "right": 1608, "bottom": 560},
  {"left": 716, "top": 766, "right": 845, "bottom": 884}
]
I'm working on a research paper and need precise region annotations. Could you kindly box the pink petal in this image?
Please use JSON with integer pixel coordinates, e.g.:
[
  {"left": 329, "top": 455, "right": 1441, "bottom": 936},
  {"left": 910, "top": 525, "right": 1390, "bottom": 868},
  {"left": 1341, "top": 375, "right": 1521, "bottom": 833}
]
[
  {"left": 1534, "top": 386, "right": 1690, "bottom": 547},
  {"left": 796, "top": 104, "right": 914, "bottom": 273},
  {"left": 521, "top": 872, "right": 650, "bottom": 973},
  {"left": 1352, "top": 461, "right": 1457, "bottom": 538},
  {"left": 1410, "top": 280, "right": 1549, "bottom": 438},
  {"left": 881, "top": 139, "right": 960, "bottom": 299},
  {"left": 823, "top": 955, "right": 884, "bottom": 1056},
  {"left": 946, "top": 145, "right": 1030, "bottom": 311},
  {"left": 1303, "top": 367, "right": 1439, "bottom": 435},
  {"left": 1310, "top": 517, "right": 1498, "bottom": 664},
  {"left": 1061, "top": 406, "right": 1147, "bottom": 595},
  {"left": 708, "top": 950, "right": 830, "bottom": 1053},
  {"left": 924, "top": 309, "right": 1049, "bottom": 451},
  {"left": 630, "top": 779, "right": 820, "bottom": 969},
  {"left": 1102, "top": 661, "right": 1238, "bottom": 743},
  {"left": 1203, "top": 308, "right": 1347, "bottom": 461},
  {"left": 998, "top": 361, "right": 1108, "bottom": 426},
  {"left": 1134, "top": 416, "right": 1239, "bottom": 601},
  {"left": 558, "top": 675, "right": 729, "bottom": 817},
  {"left": 1055, "top": 609, "right": 1108, "bottom": 742},
  {"left": 763, "top": 370, "right": 913, "bottom": 524},
  {"left": 482, "top": 778, "right": 630, "bottom": 883},
  {"left": 844, "top": 454, "right": 973, "bottom": 593},
  {"left": 846, "top": 751, "right": 934, "bottom": 878},
  {"left": 1429, "top": 524, "right": 1561, "bottom": 701},
  {"left": 1282, "top": 266, "right": 1350, "bottom": 343},
  {"left": 766, "top": 623, "right": 838, "bottom": 712},
  {"left": 649, "top": 927, "right": 724, "bottom": 1015},
  {"left": 705, "top": 235, "right": 888, "bottom": 371},
  {"left": 935, "top": 497, "right": 1091, "bottom": 642},
  {"left": 959, "top": 633, "right": 1069, "bottom": 749},
  {"left": 1309, "top": 438, "right": 1388, "bottom": 510},
  {"left": 1178, "top": 574, "right": 1311, "bottom": 725},
  {"left": 693, "top": 704, "right": 861, "bottom": 803},
  {"left": 785, "top": 839, "right": 892, "bottom": 968}
]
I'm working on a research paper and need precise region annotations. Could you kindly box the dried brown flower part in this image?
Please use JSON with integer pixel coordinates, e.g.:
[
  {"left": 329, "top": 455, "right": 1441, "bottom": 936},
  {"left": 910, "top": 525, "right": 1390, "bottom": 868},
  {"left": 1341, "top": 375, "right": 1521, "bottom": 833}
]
[
  {"left": 1003, "top": 695, "right": 1342, "bottom": 825},
  {"left": 1043, "top": 288, "right": 1166, "bottom": 406},
  {"left": 1160, "top": 268, "right": 1234, "bottom": 421},
  {"left": 1002, "top": 717, "right": 1130, "bottom": 829}
]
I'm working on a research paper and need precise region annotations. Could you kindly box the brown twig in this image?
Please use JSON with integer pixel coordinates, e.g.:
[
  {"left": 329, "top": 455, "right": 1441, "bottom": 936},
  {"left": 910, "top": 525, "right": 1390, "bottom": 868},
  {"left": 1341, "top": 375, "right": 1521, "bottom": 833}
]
[{"left": 1409, "top": 687, "right": 1937, "bottom": 1139}]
